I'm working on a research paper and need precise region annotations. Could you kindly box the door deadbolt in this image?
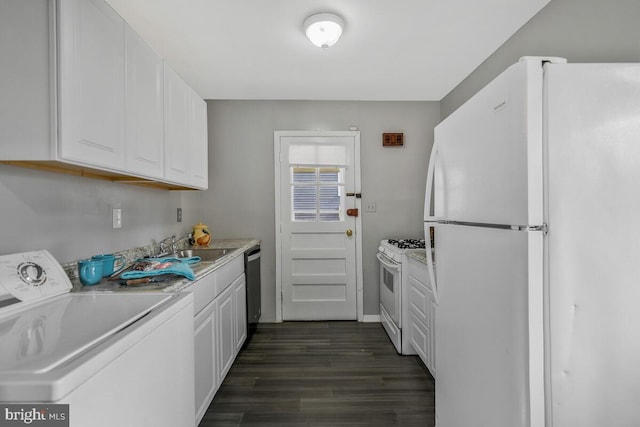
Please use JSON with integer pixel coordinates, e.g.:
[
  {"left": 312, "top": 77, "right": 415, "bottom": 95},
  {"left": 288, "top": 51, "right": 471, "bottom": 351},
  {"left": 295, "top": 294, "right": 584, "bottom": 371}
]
[{"left": 346, "top": 229, "right": 353, "bottom": 237}]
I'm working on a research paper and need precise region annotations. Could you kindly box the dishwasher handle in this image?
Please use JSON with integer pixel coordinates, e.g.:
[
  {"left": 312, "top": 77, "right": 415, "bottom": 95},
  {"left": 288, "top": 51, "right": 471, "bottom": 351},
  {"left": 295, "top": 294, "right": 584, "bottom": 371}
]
[{"left": 246, "top": 247, "right": 261, "bottom": 262}]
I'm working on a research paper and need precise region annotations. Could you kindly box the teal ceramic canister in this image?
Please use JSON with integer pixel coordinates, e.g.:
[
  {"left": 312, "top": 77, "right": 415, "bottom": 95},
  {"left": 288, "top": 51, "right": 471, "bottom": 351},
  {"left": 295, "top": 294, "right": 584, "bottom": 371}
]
[{"left": 78, "top": 259, "right": 103, "bottom": 286}]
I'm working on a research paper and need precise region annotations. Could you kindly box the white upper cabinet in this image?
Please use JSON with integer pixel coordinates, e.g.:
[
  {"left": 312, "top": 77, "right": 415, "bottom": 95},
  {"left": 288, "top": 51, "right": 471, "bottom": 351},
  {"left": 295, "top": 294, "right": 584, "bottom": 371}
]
[
  {"left": 58, "top": 0, "right": 126, "bottom": 170},
  {"left": 0, "top": 0, "right": 207, "bottom": 190},
  {"left": 189, "top": 93, "right": 208, "bottom": 189},
  {"left": 0, "top": 0, "right": 51, "bottom": 158},
  {"left": 163, "top": 64, "right": 191, "bottom": 184},
  {"left": 164, "top": 64, "right": 208, "bottom": 189},
  {"left": 125, "top": 25, "right": 164, "bottom": 179}
]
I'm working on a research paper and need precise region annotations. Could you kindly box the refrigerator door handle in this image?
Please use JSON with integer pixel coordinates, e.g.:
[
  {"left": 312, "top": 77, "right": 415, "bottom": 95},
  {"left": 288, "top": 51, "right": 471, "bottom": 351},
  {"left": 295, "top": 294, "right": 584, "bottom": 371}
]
[
  {"left": 511, "top": 224, "right": 548, "bottom": 233},
  {"left": 437, "top": 220, "right": 548, "bottom": 233},
  {"left": 425, "top": 240, "right": 439, "bottom": 305},
  {"left": 424, "top": 139, "right": 441, "bottom": 222},
  {"left": 424, "top": 139, "right": 440, "bottom": 304}
]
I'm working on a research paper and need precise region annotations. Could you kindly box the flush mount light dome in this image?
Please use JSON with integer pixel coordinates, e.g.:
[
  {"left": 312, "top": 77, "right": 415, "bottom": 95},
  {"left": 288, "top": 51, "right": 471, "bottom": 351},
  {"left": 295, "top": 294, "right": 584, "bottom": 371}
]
[{"left": 304, "top": 13, "right": 344, "bottom": 48}]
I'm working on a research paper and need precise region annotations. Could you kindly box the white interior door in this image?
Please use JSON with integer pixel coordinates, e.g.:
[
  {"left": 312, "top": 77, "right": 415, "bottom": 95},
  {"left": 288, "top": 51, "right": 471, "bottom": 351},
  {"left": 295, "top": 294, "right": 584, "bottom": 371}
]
[{"left": 275, "top": 131, "right": 360, "bottom": 320}]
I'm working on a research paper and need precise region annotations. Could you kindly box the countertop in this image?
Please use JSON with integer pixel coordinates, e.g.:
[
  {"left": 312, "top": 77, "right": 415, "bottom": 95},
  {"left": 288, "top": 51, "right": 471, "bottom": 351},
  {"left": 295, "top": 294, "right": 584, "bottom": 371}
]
[
  {"left": 71, "top": 239, "right": 260, "bottom": 294},
  {"left": 407, "top": 249, "right": 435, "bottom": 265}
]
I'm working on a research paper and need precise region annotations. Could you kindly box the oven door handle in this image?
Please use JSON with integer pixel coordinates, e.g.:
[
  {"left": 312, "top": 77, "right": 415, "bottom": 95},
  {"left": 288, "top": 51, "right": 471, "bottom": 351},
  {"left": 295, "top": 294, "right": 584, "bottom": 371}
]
[{"left": 376, "top": 252, "right": 400, "bottom": 271}]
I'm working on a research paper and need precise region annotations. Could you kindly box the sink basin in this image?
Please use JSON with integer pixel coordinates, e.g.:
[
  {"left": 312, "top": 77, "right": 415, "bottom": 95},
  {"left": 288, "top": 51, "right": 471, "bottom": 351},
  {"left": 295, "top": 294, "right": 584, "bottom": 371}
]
[{"left": 174, "top": 248, "right": 237, "bottom": 262}]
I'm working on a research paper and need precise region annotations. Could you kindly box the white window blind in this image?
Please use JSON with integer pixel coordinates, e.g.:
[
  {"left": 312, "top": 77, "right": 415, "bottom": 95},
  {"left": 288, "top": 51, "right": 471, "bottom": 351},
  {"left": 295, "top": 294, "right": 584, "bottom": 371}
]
[
  {"left": 288, "top": 143, "right": 348, "bottom": 166},
  {"left": 291, "top": 167, "right": 344, "bottom": 222}
]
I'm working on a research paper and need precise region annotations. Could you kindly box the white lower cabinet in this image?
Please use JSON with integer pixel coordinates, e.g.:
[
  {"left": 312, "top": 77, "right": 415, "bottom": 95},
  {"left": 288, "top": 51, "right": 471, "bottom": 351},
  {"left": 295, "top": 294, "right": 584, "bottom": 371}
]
[
  {"left": 233, "top": 276, "right": 247, "bottom": 353},
  {"left": 194, "top": 299, "right": 217, "bottom": 420},
  {"left": 217, "top": 284, "right": 235, "bottom": 381},
  {"left": 407, "top": 256, "right": 436, "bottom": 377},
  {"left": 193, "top": 256, "right": 247, "bottom": 425}
]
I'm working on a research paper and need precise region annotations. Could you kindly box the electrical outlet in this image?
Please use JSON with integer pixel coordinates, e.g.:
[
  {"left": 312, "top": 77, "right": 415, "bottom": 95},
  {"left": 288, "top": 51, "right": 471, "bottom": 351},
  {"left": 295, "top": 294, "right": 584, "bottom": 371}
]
[
  {"left": 112, "top": 208, "right": 122, "bottom": 229},
  {"left": 177, "top": 208, "right": 182, "bottom": 223},
  {"left": 365, "top": 201, "right": 377, "bottom": 212}
]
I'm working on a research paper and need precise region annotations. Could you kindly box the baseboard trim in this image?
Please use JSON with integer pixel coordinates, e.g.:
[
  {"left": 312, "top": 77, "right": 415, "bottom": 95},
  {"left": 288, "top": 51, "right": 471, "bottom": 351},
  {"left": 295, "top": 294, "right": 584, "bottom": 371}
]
[{"left": 362, "top": 315, "right": 381, "bottom": 323}]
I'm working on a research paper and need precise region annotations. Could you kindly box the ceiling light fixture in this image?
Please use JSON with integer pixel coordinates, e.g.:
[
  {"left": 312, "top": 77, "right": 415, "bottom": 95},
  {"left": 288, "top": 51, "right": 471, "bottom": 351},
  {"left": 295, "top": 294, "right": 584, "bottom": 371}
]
[{"left": 304, "top": 13, "right": 344, "bottom": 48}]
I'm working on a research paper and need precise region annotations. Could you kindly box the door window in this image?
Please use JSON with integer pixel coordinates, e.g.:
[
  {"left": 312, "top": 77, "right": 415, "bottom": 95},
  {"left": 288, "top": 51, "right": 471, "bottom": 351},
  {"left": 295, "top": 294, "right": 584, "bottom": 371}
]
[{"left": 291, "top": 167, "right": 344, "bottom": 222}]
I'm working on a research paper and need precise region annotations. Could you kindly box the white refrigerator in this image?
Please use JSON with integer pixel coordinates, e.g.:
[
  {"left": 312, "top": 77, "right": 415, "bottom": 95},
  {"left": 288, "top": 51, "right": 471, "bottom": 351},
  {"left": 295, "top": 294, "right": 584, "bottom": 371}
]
[{"left": 424, "top": 57, "right": 640, "bottom": 427}]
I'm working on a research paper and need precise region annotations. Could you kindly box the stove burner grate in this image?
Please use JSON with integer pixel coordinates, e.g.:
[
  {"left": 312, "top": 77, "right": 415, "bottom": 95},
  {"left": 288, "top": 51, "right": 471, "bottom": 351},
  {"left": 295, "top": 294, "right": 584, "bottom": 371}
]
[{"left": 387, "top": 238, "right": 426, "bottom": 249}]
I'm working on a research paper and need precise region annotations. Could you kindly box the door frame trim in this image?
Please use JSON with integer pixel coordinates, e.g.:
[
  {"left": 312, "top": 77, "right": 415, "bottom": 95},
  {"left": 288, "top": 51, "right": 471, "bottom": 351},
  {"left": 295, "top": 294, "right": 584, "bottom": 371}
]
[{"left": 274, "top": 130, "right": 363, "bottom": 322}]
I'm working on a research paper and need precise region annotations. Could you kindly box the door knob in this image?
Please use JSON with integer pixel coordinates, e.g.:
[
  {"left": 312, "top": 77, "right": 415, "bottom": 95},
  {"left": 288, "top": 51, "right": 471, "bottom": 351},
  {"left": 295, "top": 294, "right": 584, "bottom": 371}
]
[{"left": 346, "top": 229, "right": 353, "bottom": 237}]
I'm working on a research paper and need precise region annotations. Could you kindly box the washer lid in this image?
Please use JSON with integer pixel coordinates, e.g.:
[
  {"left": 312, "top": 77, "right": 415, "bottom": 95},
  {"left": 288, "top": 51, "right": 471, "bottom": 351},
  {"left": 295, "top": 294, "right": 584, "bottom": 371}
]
[{"left": 0, "top": 293, "right": 172, "bottom": 374}]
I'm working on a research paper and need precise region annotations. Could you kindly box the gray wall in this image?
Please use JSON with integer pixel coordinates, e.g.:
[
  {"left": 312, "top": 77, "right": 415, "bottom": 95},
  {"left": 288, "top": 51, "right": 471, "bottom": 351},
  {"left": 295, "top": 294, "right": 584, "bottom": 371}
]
[
  {"left": 0, "top": 164, "right": 199, "bottom": 263},
  {"left": 195, "top": 101, "right": 440, "bottom": 321},
  {"left": 441, "top": 0, "right": 640, "bottom": 118}
]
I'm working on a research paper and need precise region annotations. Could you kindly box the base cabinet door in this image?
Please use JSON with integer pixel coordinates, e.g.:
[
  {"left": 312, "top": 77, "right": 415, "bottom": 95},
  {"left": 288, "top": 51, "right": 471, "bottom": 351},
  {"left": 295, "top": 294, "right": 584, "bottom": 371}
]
[
  {"left": 407, "top": 257, "right": 436, "bottom": 377},
  {"left": 194, "top": 301, "right": 217, "bottom": 424},
  {"left": 234, "top": 275, "right": 247, "bottom": 353},
  {"left": 409, "top": 311, "right": 429, "bottom": 363},
  {"left": 217, "top": 285, "right": 235, "bottom": 381}
]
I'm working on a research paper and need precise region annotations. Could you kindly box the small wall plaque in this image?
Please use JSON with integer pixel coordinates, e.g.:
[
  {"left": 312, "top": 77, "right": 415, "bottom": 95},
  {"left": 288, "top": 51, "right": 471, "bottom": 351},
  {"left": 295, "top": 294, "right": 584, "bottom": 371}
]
[{"left": 383, "top": 133, "right": 404, "bottom": 147}]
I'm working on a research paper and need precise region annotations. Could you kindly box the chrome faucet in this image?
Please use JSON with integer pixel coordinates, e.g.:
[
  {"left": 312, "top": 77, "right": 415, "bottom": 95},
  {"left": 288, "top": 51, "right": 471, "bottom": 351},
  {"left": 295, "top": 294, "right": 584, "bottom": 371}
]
[
  {"left": 157, "top": 233, "right": 193, "bottom": 257},
  {"left": 174, "top": 233, "right": 193, "bottom": 249},
  {"left": 158, "top": 234, "right": 176, "bottom": 257}
]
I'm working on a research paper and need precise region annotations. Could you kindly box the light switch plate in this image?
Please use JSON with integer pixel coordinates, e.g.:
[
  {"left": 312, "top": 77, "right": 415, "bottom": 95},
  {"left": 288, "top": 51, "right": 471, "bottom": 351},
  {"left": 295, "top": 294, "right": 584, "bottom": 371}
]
[
  {"left": 365, "top": 201, "right": 377, "bottom": 212},
  {"left": 112, "top": 208, "right": 122, "bottom": 229}
]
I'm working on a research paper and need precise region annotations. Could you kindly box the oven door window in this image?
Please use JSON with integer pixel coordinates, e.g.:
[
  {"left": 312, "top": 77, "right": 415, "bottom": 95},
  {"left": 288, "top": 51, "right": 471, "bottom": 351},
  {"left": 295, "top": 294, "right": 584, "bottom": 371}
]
[
  {"left": 383, "top": 268, "right": 394, "bottom": 293},
  {"left": 379, "top": 258, "right": 401, "bottom": 326}
]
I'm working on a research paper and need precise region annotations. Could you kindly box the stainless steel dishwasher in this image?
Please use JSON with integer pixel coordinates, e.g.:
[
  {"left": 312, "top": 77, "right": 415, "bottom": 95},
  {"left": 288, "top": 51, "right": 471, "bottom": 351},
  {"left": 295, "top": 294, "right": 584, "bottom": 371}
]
[{"left": 244, "top": 245, "right": 261, "bottom": 339}]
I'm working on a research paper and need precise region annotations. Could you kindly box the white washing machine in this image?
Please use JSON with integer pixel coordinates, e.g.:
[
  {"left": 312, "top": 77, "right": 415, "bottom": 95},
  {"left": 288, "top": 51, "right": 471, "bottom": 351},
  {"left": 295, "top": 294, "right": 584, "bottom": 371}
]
[{"left": 0, "top": 250, "right": 195, "bottom": 427}]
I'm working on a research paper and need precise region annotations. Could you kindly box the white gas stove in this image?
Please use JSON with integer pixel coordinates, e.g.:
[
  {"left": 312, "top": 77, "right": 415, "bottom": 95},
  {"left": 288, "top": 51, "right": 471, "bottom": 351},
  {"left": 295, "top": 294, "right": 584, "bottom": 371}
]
[{"left": 377, "top": 238, "right": 426, "bottom": 353}]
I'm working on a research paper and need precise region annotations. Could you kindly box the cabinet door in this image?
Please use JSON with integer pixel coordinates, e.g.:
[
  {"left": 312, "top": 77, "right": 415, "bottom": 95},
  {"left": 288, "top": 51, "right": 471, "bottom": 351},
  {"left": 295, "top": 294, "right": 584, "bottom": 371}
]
[
  {"left": 409, "top": 311, "right": 429, "bottom": 364},
  {"left": 189, "top": 93, "right": 208, "bottom": 189},
  {"left": 194, "top": 302, "right": 217, "bottom": 423},
  {"left": 125, "top": 25, "right": 164, "bottom": 178},
  {"left": 233, "top": 275, "right": 247, "bottom": 353},
  {"left": 163, "top": 64, "right": 190, "bottom": 183},
  {"left": 217, "top": 285, "right": 235, "bottom": 381},
  {"left": 408, "top": 274, "right": 429, "bottom": 325},
  {"left": 163, "top": 63, "right": 208, "bottom": 189},
  {"left": 408, "top": 274, "right": 429, "bottom": 361},
  {"left": 58, "top": 0, "right": 125, "bottom": 169}
]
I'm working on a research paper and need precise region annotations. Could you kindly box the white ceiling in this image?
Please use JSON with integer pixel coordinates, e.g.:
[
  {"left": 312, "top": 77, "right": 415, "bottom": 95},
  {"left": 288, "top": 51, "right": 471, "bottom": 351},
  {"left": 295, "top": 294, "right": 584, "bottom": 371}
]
[{"left": 105, "top": 0, "right": 551, "bottom": 101}]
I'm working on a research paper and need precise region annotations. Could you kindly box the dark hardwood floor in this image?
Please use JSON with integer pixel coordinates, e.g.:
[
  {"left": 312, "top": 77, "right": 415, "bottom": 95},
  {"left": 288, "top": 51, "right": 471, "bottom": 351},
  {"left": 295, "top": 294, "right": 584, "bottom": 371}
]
[{"left": 199, "top": 321, "right": 435, "bottom": 427}]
